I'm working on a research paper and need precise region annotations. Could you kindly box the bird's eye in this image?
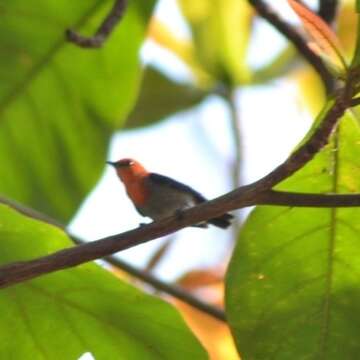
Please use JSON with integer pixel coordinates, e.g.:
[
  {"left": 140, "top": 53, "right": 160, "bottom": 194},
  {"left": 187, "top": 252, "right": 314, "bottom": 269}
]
[{"left": 129, "top": 161, "right": 134, "bottom": 166}]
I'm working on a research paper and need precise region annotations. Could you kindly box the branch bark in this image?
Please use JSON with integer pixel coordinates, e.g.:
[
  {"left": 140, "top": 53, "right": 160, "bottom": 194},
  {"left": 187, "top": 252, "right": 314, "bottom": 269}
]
[
  {"left": 66, "top": 0, "right": 128, "bottom": 48},
  {"left": 248, "top": 0, "right": 334, "bottom": 93},
  {"left": 0, "top": 83, "right": 355, "bottom": 289}
]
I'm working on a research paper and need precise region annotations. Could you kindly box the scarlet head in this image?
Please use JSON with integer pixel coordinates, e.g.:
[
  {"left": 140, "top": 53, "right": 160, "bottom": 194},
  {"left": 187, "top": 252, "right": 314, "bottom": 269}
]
[{"left": 106, "top": 158, "right": 148, "bottom": 183}]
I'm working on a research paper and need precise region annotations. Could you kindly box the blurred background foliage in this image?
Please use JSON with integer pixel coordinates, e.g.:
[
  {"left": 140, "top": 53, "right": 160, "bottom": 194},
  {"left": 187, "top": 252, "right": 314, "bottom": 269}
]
[{"left": 0, "top": 0, "right": 359, "bottom": 359}]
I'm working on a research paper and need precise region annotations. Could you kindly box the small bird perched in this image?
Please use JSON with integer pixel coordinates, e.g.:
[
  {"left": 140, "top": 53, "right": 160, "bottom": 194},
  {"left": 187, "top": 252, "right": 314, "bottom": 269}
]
[{"left": 107, "top": 158, "right": 233, "bottom": 229}]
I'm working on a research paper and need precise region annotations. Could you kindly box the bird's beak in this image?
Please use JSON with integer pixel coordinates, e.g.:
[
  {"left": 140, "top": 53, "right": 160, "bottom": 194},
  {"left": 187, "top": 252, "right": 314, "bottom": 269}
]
[{"left": 106, "top": 161, "right": 117, "bottom": 167}]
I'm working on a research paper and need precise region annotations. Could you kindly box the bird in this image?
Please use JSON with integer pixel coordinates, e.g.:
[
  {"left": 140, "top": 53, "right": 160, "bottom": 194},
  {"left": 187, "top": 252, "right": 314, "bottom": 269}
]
[{"left": 107, "top": 158, "right": 233, "bottom": 229}]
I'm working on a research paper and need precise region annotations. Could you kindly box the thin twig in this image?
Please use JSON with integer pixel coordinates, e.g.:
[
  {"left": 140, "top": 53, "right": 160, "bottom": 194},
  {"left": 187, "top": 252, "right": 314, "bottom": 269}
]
[
  {"left": 103, "top": 255, "right": 226, "bottom": 322},
  {"left": 248, "top": 0, "right": 334, "bottom": 93},
  {"left": 66, "top": 0, "right": 128, "bottom": 48},
  {"left": 318, "top": 0, "right": 338, "bottom": 24},
  {"left": 144, "top": 237, "right": 174, "bottom": 272},
  {"left": 226, "top": 88, "right": 243, "bottom": 231},
  {"left": 227, "top": 89, "right": 242, "bottom": 189}
]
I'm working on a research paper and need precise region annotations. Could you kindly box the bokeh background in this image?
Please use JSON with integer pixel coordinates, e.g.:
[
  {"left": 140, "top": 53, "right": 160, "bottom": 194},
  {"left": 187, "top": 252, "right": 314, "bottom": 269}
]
[{"left": 1, "top": 0, "right": 358, "bottom": 358}]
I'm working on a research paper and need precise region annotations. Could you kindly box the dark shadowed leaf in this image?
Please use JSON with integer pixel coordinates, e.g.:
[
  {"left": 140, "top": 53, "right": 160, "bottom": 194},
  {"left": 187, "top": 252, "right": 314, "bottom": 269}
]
[
  {"left": 125, "top": 67, "right": 207, "bottom": 129},
  {"left": 226, "top": 110, "right": 360, "bottom": 359},
  {"left": 0, "top": 204, "right": 207, "bottom": 359},
  {"left": 0, "top": 0, "right": 154, "bottom": 223}
]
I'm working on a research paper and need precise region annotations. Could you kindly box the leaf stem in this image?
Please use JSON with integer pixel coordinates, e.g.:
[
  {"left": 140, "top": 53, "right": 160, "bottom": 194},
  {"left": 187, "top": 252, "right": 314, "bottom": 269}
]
[{"left": 66, "top": 0, "right": 128, "bottom": 48}]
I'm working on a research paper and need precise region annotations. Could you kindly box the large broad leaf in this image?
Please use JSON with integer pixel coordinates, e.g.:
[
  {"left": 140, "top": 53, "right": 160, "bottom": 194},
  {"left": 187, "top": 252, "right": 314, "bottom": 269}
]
[
  {"left": 178, "top": 0, "right": 252, "bottom": 84},
  {"left": 0, "top": 0, "right": 154, "bottom": 223},
  {"left": 124, "top": 67, "right": 207, "bottom": 129},
  {"left": 226, "top": 110, "right": 360, "bottom": 358},
  {"left": 0, "top": 204, "right": 207, "bottom": 359}
]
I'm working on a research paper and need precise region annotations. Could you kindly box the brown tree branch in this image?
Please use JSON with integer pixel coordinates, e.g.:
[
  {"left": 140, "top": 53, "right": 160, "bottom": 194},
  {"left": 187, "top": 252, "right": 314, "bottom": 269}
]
[
  {"left": 318, "top": 0, "right": 338, "bottom": 24},
  {"left": 66, "top": 0, "right": 128, "bottom": 48},
  {"left": 0, "top": 72, "right": 356, "bottom": 290},
  {"left": 7, "top": 187, "right": 360, "bottom": 317},
  {"left": 248, "top": 0, "right": 334, "bottom": 93}
]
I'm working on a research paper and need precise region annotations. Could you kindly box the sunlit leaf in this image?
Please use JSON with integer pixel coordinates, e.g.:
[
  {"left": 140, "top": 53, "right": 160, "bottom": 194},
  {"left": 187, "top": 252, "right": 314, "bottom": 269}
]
[
  {"left": 226, "top": 109, "right": 360, "bottom": 358},
  {"left": 288, "top": 0, "right": 347, "bottom": 73},
  {"left": 0, "top": 204, "right": 207, "bottom": 359},
  {"left": 0, "top": 0, "right": 154, "bottom": 223}
]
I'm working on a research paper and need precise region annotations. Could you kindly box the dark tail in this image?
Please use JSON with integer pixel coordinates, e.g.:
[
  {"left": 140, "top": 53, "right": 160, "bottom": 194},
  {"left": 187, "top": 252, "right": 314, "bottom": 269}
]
[{"left": 208, "top": 212, "right": 233, "bottom": 229}]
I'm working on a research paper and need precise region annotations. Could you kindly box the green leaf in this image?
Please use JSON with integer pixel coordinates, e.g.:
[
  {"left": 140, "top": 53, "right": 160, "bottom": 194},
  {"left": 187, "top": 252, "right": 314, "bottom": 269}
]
[
  {"left": 125, "top": 67, "right": 207, "bottom": 129},
  {"left": 178, "top": 0, "right": 253, "bottom": 85},
  {"left": 0, "top": 204, "right": 207, "bottom": 359},
  {"left": 226, "top": 110, "right": 360, "bottom": 359},
  {"left": 0, "top": 0, "right": 154, "bottom": 223}
]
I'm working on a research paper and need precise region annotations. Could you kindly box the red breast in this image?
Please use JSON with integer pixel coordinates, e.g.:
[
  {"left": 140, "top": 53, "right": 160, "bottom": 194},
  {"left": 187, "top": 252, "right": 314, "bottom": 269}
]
[{"left": 112, "top": 158, "right": 150, "bottom": 206}]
